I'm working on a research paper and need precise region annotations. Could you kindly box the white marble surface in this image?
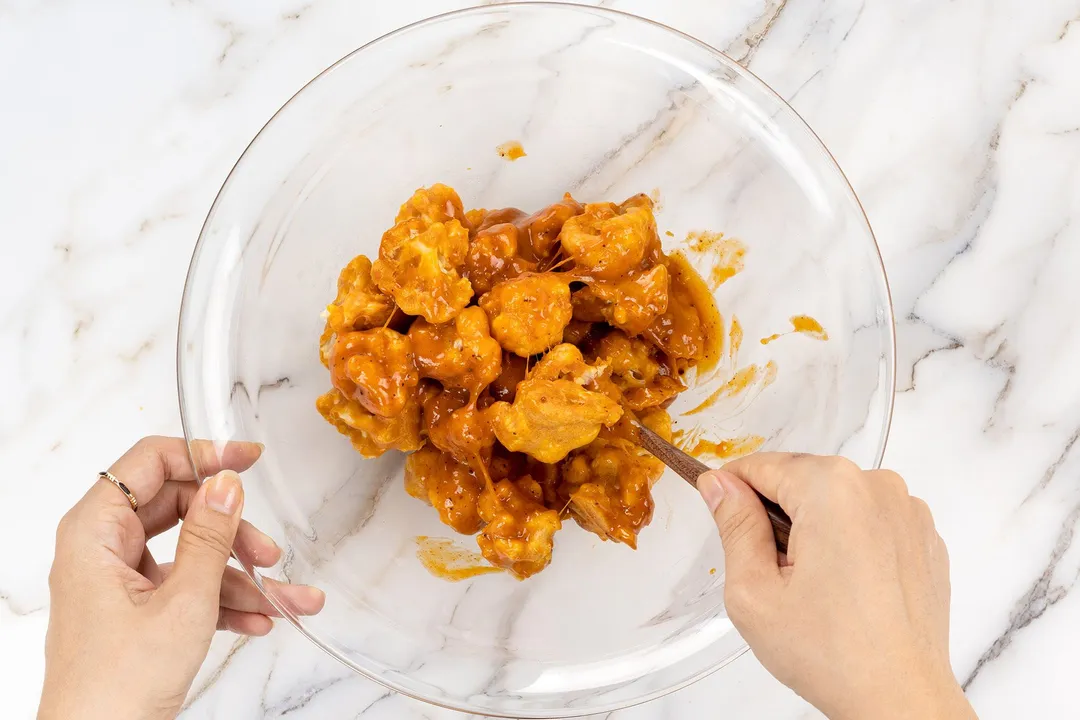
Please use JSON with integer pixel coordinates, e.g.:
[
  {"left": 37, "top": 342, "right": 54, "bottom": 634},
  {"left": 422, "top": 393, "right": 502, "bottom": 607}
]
[{"left": 3, "top": 0, "right": 1080, "bottom": 717}]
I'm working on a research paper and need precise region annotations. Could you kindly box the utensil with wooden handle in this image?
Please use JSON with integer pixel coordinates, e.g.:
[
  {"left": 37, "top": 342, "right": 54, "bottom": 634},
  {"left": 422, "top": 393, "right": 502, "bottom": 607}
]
[{"left": 634, "top": 422, "right": 792, "bottom": 554}]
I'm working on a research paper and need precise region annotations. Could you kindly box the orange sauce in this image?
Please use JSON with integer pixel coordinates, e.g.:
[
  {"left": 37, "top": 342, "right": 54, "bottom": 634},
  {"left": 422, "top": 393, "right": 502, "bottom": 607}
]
[
  {"left": 668, "top": 251, "right": 724, "bottom": 373},
  {"left": 684, "top": 230, "right": 725, "bottom": 253},
  {"left": 761, "top": 315, "right": 829, "bottom": 344},
  {"left": 703, "top": 238, "right": 747, "bottom": 290},
  {"left": 688, "top": 435, "right": 765, "bottom": 459},
  {"left": 728, "top": 316, "right": 743, "bottom": 366},
  {"left": 684, "top": 360, "right": 777, "bottom": 416},
  {"left": 710, "top": 265, "right": 738, "bottom": 289},
  {"left": 415, "top": 536, "right": 502, "bottom": 581},
  {"left": 649, "top": 187, "right": 663, "bottom": 211},
  {"left": 496, "top": 141, "right": 527, "bottom": 161},
  {"left": 672, "top": 428, "right": 765, "bottom": 460},
  {"left": 792, "top": 315, "right": 828, "bottom": 339}
]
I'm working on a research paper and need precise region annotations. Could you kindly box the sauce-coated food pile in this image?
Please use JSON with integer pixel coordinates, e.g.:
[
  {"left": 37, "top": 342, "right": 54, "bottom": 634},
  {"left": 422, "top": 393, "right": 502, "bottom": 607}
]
[{"left": 317, "top": 185, "right": 721, "bottom": 578}]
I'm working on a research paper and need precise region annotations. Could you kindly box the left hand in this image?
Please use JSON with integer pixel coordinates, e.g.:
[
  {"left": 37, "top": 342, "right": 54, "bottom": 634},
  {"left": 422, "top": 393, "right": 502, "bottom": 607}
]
[{"left": 39, "top": 436, "right": 325, "bottom": 720}]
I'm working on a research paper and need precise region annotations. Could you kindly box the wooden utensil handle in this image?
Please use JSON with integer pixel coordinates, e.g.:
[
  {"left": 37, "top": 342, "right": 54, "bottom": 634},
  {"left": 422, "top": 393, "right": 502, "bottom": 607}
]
[
  {"left": 635, "top": 424, "right": 793, "bottom": 554},
  {"left": 757, "top": 494, "right": 792, "bottom": 555}
]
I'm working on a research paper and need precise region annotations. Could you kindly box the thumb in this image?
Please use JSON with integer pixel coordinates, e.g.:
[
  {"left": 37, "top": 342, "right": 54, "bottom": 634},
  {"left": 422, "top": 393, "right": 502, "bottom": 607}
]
[
  {"left": 163, "top": 470, "right": 244, "bottom": 604},
  {"left": 698, "top": 470, "right": 781, "bottom": 602}
]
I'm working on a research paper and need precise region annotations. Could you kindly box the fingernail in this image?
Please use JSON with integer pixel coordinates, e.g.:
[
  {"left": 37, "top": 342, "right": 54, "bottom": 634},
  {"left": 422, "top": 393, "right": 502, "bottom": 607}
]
[
  {"left": 697, "top": 470, "right": 730, "bottom": 513},
  {"left": 254, "top": 442, "right": 266, "bottom": 453},
  {"left": 206, "top": 470, "right": 242, "bottom": 514}
]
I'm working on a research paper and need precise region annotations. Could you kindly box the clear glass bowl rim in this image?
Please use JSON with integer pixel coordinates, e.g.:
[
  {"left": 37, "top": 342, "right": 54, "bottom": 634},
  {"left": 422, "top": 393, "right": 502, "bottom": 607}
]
[{"left": 177, "top": 2, "right": 898, "bottom": 716}]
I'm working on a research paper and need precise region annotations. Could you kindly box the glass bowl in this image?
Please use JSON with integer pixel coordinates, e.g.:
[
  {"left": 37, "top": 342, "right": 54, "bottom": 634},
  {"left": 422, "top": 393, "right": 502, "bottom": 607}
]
[{"left": 178, "top": 3, "right": 895, "bottom": 717}]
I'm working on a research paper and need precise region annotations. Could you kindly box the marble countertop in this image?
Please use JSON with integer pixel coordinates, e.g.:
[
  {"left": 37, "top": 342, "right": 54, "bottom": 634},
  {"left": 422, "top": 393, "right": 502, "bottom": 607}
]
[{"left": 4, "top": 0, "right": 1080, "bottom": 717}]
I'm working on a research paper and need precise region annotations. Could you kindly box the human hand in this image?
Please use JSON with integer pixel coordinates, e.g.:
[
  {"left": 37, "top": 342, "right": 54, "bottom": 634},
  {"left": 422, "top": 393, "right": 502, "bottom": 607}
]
[
  {"left": 697, "top": 453, "right": 976, "bottom": 720},
  {"left": 39, "top": 436, "right": 325, "bottom": 720}
]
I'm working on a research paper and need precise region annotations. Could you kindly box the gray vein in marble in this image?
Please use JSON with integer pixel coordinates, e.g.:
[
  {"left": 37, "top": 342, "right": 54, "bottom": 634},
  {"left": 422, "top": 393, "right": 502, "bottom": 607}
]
[
  {"left": 138, "top": 211, "right": 186, "bottom": 235},
  {"left": 683, "top": 131, "right": 757, "bottom": 195},
  {"left": 570, "top": 80, "right": 700, "bottom": 193},
  {"left": 352, "top": 690, "right": 394, "bottom": 719},
  {"left": 72, "top": 313, "right": 94, "bottom": 338},
  {"left": 324, "top": 470, "right": 396, "bottom": 554},
  {"left": 1022, "top": 425, "right": 1080, "bottom": 504},
  {"left": 281, "top": 2, "right": 313, "bottom": 22},
  {"left": 258, "top": 646, "right": 280, "bottom": 713},
  {"left": 350, "top": 534, "right": 413, "bottom": 596},
  {"left": 725, "top": 0, "right": 789, "bottom": 66},
  {"left": 446, "top": 581, "right": 476, "bottom": 629},
  {"left": 983, "top": 221, "right": 1068, "bottom": 349},
  {"left": 407, "top": 19, "right": 510, "bottom": 70},
  {"left": 836, "top": 382, "right": 889, "bottom": 459},
  {"left": 257, "top": 376, "right": 292, "bottom": 402},
  {"left": 790, "top": 2, "right": 829, "bottom": 54},
  {"left": 910, "top": 183, "right": 997, "bottom": 311},
  {"left": 279, "top": 546, "right": 295, "bottom": 583},
  {"left": 230, "top": 379, "right": 253, "bottom": 406},
  {"left": 899, "top": 337, "right": 963, "bottom": 394},
  {"left": 215, "top": 19, "right": 243, "bottom": 64},
  {"left": 644, "top": 538, "right": 720, "bottom": 626},
  {"left": 263, "top": 673, "right": 348, "bottom": 716},
  {"left": 478, "top": 585, "right": 531, "bottom": 697},
  {"left": 956, "top": 213, "right": 1071, "bottom": 427},
  {"left": 982, "top": 341, "right": 1016, "bottom": 431},
  {"left": 841, "top": 1, "right": 866, "bottom": 43},
  {"left": 961, "top": 499, "right": 1080, "bottom": 690},
  {"left": 1054, "top": 14, "right": 1080, "bottom": 40},
  {"left": 182, "top": 635, "right": 252, "bottom": 712},
  {"left": 396, "top": 579, "right": 483, "bottom": 678},
  {"left": 787, "top": 67, "right": 824, "bottom": 103},
  {"left": 120, "top": 337, "right": 157, "bottom": 363},
  {"left": 473, "top": 15, "right": 611, "bottom": 200},
  {"left": 255, "top": 19, "right": 520, "bottom": 284},
  {"left": 880, "top": 65, "right": 1036, "bottom": 326}
]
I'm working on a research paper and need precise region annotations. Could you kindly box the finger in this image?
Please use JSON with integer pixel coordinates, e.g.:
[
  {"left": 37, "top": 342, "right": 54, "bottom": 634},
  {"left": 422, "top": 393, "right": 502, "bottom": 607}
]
[
  {"left": 911, "top": 496, "right": 948, "bottom": 579},
  {"left": 698, "top": 470, "right": 781, "bottom": 621},
  {"left": 722, "top": 452, "right": 855, "bottom": 517},
  {"left": 157, "top": 563, "right": 325, "bottom": 617},
  {"left": 161, "top": 470, "right": 244, "bottom": 608},
  {"left": 234, "top": 521, "right": 283, "bottom": 568},
  {"left": 865, "top": 469, "right": 910, "bottom": 498},
  {"left": 139, "top": 481, "right": 281, "bottom": 566},
  {"left": 218, "top": 608, "right": 273, "bottom": 637},
  {"left": 908, "top": 496, "right": 936, "bottom": 534},
  {"left": 137, "top": 548, "right": 164, "bottom": 585},
  {"left": 98, "top": 437, "right": 262, "bottom": 512},
  {"left": 136, "top": 480, "right": 195, "bottom": 537},
  {"left": 219, "top": 569, "right": 325, "bottom": 616}
]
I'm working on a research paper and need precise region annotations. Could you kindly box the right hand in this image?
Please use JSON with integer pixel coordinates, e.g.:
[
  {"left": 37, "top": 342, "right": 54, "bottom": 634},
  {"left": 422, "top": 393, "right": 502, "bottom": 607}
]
[{"left": 697, "top": 453, "right": 977, "bottom": 720}]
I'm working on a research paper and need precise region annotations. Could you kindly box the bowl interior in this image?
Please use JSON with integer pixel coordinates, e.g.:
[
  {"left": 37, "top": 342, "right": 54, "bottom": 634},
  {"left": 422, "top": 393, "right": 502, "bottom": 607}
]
[{"left": 179, "top": 4, "right": 894, "bottom": 717}]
